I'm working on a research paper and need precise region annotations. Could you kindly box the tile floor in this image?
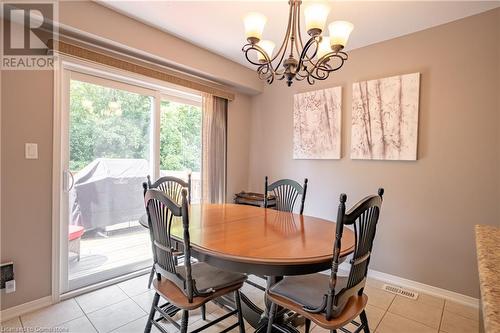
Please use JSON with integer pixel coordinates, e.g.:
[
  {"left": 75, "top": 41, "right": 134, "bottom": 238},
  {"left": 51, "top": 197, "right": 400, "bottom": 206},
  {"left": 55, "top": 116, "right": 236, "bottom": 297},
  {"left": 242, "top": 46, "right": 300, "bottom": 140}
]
[{"left": 1, "top": 274, "right": 479, "bottom": 333}]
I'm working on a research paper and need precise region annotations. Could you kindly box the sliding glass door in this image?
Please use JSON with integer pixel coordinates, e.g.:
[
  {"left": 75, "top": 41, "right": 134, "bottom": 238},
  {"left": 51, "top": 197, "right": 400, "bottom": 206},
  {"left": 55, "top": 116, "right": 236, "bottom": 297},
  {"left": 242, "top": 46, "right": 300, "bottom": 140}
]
[
  {"left": 60, "top": 65, "right": 202, "bottom": 293},
  {"left": 62, "top": 71, "right": 155, "bottom": 291}
]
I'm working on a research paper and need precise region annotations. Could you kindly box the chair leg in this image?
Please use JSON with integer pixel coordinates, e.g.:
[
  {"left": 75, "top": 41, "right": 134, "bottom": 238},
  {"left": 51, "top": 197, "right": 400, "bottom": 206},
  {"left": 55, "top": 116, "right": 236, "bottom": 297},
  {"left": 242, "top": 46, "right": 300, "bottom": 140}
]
[
  {"left": 360, "top": 310, "right": 370, "bottom": 333},
  {"left": 147, "top": 267, "right": 155, "bottom": 289},
  {"left": 305, "top": 319, "right": 311, "bottom": 333},
  {"left": 235, "top": 291, "right": 246, "bottom": 333},
  {"left": 201, "top": 304, "right": 206, "bottom": 321},
  {"left": 180, "top": 310, "right": 189, "bottom": 333},
  {"left": 266, "top": 302, "right": 276, "bottom": 333},
  {"left": 144, "top": 292, "right": 160, "bottom": 333}
]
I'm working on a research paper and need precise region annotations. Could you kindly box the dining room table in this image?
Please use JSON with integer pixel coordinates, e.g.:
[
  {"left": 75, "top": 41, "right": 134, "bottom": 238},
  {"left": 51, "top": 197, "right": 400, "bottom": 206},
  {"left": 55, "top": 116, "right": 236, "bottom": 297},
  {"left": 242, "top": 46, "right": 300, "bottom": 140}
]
[{"left": 140, "top": 203, "right": 356, "bottom": 332}]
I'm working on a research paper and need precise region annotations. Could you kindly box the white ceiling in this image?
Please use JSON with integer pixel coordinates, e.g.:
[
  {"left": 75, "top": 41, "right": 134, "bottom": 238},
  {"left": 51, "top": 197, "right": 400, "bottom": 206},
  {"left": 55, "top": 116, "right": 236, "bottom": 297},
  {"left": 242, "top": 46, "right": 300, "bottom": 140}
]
[{"left": 98, "top": 1, "right": 499, "bottom": 68}]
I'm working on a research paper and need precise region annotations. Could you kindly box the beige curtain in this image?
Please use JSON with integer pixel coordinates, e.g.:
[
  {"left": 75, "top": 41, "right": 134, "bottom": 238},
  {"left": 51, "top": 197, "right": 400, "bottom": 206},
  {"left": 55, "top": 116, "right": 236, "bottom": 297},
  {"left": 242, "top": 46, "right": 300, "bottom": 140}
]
[{"left": 201, "top": 93, "right": 228, "bottom": 204}]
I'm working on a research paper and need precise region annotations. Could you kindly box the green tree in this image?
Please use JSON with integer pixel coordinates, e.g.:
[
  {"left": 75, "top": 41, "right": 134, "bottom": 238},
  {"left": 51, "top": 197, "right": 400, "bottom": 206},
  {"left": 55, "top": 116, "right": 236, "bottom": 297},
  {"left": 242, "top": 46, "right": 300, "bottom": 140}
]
[
  {"left": 69, "top": 80, "right": 201, "bottom": 173},
  {"left": 160, "top": 101, "right": 202, "bottom": 172},
  {"left": 69, "top": 80, "right": 152, "bottom": 171}
]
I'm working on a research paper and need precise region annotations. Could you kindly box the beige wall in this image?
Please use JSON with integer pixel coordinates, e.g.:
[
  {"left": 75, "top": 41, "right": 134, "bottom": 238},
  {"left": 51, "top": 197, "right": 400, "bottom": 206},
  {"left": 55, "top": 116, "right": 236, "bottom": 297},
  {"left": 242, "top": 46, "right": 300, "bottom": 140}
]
[
  {"left": 1, "top": 70, "right": 55, "bottom": 309},
  {"left": 247, "top": 9, "right": 500, "bottom": 298}
]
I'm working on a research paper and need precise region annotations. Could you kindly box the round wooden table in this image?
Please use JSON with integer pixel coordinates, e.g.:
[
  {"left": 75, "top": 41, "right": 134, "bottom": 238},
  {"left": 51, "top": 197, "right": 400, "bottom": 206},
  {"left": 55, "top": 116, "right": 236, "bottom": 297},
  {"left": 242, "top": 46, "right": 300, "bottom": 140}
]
[
  {"left": 169, "top": 204, "right": 355, "bottom": 275},
  {"left": 164, "top": 204, "right": 356, "bottom": 331}
]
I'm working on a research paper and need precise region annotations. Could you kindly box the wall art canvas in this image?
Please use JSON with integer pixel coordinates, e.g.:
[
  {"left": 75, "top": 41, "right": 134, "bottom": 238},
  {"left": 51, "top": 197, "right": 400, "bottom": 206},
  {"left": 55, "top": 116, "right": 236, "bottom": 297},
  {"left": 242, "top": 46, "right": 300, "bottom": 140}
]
[
  {"left": 293, "top": 87, "right": 342, "bottom": 159},
  {"left": 351, "top": 73, "right": 420, "bottom": 160}
]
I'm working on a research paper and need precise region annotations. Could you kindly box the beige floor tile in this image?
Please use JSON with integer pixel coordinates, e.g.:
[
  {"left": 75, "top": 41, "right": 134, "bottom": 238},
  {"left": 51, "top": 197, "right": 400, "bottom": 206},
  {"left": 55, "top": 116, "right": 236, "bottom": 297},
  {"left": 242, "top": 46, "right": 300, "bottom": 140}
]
[
  {"left": 444, "top": 301, "right": 479, "bottom": 321},
  {"left": 364, "top": 285, "right": 396, "bottom": 310},
  {"left": 388, "top": 295, "right": 443, "bottom": 329},
  {"left": 311, "top": 324, "right": 328, "bottom": 332},
  {"left": 440, "top": 311, "right": 479, "bottom": 333},
  {"left": 53, "top": 316, "right": 98, "bottom": 333},
  {"left": 1, "top": 316, "right": 23, "bottom": 328},
  {"left": 376, "top": 312, "right": 438, "bottom": 333},
  {"left": 343, "top": 304, "right": 386, "bottom": 332},
  {"left": 87, "top": 298, "right": 146, "bottom": 333},
  {"left": 416, "top": 293, "right": 445, "bottom": 309},
  {"left": 75, "top": 285, "right": 129, "bottom": 313},
  {"left": 111, "top": 315, "right": 161, "bottom": 333},
  {"left": 131, "top": 290, "right": 157, "bottom": 313},
  {"left": 188, "top": 309, "right": 240, "bottom": 333},
  {"left": 310, "top": 304, "right": 386, "bottom": 332},
  {"left": 21, "top": 299, "right": 84, "bottom": 329},
  {"left": 117, "top": 274, "right": 151, "bottom": 297}
]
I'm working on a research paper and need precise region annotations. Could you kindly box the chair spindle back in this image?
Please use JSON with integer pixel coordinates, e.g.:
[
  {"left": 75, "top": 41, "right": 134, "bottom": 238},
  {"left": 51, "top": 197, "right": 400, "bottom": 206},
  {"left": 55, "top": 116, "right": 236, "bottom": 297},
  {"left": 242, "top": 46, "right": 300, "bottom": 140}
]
[
  {"left": 147, "top": 174, "right": 192, "bottom": 204},
  {"left": 264, "top": 176, "right": 308, "bottom": 214},
  {"left": 326, "top": 188, "right": 384, "bottom": 319},
  {"left": 144, "top": 188, "right": 195, "bottom": 302}
]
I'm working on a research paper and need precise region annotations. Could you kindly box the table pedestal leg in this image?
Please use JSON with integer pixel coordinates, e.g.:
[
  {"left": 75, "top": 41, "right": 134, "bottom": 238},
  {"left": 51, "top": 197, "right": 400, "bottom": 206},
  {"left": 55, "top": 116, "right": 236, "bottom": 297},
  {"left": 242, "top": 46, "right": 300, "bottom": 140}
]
[{"left": 253, "top": 276, "right": 300, "bottom": 333}]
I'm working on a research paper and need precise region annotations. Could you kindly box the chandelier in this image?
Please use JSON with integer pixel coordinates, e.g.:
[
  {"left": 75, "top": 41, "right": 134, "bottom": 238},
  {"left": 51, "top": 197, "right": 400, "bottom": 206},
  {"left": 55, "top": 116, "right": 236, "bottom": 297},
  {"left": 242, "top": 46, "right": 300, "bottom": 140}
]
[{"left": 242, "top": 1, "right": 353, "bottom": 86}]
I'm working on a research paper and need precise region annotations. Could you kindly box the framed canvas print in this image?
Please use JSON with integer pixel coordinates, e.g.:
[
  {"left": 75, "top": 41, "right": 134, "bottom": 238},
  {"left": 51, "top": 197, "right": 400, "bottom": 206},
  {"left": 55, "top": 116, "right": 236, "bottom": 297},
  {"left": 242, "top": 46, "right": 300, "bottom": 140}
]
[
  {"left": 351, "top": 72, "right": 420, "bottom": 160},
  {"left": 293, "top": 86, "right": 342, "bottom": 159}
]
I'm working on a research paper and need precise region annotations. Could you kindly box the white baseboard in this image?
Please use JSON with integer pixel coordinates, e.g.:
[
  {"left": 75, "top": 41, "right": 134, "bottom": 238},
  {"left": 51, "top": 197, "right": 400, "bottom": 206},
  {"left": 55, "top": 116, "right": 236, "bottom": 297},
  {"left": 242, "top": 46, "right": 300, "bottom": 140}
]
[
  {"left": 0, "top": 295, "right": 53, "bottom": 322},
  {"left": 337, "top": 263, "right": 479, "bottom": 308}
]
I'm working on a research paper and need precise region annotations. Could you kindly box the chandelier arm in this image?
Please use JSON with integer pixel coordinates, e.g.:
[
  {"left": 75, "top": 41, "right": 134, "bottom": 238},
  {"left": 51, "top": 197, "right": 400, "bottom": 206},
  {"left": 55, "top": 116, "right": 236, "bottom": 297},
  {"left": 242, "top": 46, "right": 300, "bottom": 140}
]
[
  {"left": 287, "top": 0, "right": 297, "bottom": 58},
  {"left": 296, "top": 36, "right": 320, "bottom": 72},
  {"left": 296, "top": 2, "right": 304, "bottom": 50},
  {"left": 242, "top": 1, "right": 350, "bottom": 86},
  {"left": 268, "top": 1, "right": 295, "bottom": 64},
  {"left": 242, "top": 44, "right": 274, "bottom": 67},
  {"left": 274, "top": 31, "right": 291, "bottom": 71},
  {"left": 316, "top": 52, "right": 348, "bottom": 72},
  {"left": 257, "top": 64, "right": 275, "bottom": 84}
]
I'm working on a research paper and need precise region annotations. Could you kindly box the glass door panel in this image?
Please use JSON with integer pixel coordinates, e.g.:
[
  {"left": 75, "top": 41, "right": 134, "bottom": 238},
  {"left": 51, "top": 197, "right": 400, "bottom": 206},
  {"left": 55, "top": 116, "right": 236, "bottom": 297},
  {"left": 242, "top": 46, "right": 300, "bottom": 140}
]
[
  {"left": 66, "top": 74, "right": 154, "bottom": 290},
  {"left": 160, "top": 100, "right": 202, "bottom": 203}
]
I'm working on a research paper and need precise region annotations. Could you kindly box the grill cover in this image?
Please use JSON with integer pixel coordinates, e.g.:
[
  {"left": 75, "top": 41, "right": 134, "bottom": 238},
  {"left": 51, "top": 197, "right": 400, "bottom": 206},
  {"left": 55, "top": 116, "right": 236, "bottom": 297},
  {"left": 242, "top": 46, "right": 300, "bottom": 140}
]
[{"left": 70, "top": 158, "right": 148, "bottom": 229}]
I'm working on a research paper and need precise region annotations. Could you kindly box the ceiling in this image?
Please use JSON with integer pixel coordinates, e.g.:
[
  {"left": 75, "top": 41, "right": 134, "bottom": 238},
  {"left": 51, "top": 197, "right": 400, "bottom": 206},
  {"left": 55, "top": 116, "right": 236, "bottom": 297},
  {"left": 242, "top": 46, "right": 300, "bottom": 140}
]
[{"left": 98, "top": 1, "right": 499, "bottom": 68}]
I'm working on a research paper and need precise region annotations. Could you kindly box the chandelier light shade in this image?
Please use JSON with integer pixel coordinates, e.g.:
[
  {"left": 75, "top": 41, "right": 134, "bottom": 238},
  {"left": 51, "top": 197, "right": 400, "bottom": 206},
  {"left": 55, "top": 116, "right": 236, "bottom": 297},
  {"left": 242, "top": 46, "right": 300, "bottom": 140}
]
[
  {"left": 242, "top": 0, "right": 353, "bottom": 86},
  {"left": 304, "top": 4, "right": 329, "bottom": 33},
  {"left": 328, "top": 21, "right": 354, "bottom": 50},
  {"left": 244, "top": 12, "right": 267, "bottom": 42},
  {"left": 316, "top": 36, "right": 331, "bottom": 59}
]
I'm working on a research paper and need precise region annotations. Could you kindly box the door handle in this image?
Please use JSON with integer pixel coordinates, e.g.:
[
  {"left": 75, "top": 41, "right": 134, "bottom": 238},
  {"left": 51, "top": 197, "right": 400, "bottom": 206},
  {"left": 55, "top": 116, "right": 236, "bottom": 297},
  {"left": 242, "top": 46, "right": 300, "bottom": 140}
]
[{"left": 64, "top": 170, "right": 75, "bottom": 192}]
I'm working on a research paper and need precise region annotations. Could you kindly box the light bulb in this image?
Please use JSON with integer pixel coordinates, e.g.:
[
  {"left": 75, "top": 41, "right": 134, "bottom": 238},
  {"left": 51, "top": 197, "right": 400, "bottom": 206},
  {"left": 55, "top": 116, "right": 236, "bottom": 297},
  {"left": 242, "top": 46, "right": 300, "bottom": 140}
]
[
  {"left": 316, "top": 36, "right": 332, "bottom": 59},
  {"left": 244, "top": 12, "right": 267, "bottom": 43},
  {"left": 257, "top": 40, "right": 275, "bottom": 62},
  {"left": 328, "top": 21, "right": 354, "bottom": 51},
  {"left": 304, "top": 3, "right": 330, "bottom": 36}
]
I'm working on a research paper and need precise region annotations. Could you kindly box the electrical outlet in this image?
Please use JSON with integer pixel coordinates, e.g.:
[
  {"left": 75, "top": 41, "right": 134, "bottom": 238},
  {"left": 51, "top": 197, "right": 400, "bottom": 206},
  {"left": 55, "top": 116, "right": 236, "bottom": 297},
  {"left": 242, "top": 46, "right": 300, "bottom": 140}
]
[
  {"left": 5, "top": 280, "right": 16, "bottom": 293},
  {"left": 1, "top": 262, "right": 14, "bottom": 289}
]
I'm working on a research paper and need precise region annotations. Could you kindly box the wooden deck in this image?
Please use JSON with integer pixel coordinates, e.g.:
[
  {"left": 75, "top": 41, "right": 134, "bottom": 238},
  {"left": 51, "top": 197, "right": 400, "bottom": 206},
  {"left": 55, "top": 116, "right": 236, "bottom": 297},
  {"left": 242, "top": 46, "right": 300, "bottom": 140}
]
[{"left": 69, "top": 227, "right": 153, "bottom": 284}]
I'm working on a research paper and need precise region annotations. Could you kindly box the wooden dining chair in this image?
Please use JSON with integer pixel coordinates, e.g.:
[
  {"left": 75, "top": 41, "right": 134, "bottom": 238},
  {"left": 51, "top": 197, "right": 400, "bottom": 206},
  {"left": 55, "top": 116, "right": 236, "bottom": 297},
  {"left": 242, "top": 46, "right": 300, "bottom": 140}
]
[
  {"left": 146, "top": 174, "right": 192, "bottom": 204},
  {"left": 144, "top": 188, "right": 247, "bottom": 333},
  {"left": 266, "top": 189, "right": 384, "bottom": 333},
  {"left": 264, "top": 176, "right": 308, "bottom": 215},
  {"left": 245, "top": 177, "right": 309, "bottom": 293},
  {"left": 143, "top": 174, "right": 191, "bottom": 288}
]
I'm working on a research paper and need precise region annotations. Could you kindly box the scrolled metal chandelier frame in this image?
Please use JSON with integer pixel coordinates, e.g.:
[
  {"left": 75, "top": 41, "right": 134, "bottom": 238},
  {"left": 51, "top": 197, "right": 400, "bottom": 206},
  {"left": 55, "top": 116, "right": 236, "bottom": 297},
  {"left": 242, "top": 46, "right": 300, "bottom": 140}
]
[{"left": 242, "top": 0, "right": 353, "bottom": 87}]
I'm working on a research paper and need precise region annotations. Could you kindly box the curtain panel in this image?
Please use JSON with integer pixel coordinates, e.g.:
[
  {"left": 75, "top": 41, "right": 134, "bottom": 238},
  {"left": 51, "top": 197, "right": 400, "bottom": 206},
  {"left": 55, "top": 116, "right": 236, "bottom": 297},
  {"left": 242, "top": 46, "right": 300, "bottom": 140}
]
[{"left": 201, "top": 93, "right": 228, "bottom": 204}]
